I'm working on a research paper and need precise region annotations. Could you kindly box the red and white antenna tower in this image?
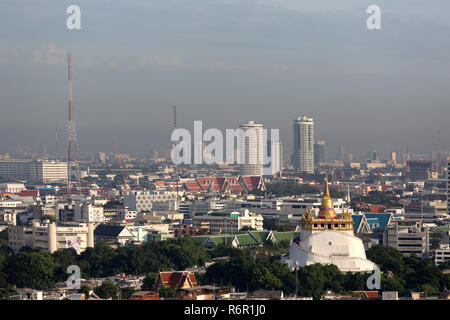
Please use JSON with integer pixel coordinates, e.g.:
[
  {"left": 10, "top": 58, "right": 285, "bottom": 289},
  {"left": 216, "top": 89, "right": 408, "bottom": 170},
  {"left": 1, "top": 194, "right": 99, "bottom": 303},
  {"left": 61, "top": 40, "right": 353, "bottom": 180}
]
[
  {"left": 173, "top": 105, "right": 179, "bottom": 199},
  {"left": 67, "top": 52, "right": 78, "bottom": 197}
]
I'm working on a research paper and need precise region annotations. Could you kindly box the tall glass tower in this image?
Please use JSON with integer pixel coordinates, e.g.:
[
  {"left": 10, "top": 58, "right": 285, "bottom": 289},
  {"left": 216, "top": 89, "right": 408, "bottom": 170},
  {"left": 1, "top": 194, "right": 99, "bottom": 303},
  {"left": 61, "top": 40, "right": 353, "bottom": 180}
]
[{"left": 293, "top": 115, "right": 314, "bottom": 173}]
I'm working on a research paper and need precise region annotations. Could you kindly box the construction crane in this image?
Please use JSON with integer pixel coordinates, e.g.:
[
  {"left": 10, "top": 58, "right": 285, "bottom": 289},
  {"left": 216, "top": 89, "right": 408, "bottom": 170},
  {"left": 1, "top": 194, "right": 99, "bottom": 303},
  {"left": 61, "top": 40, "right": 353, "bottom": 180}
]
[{"left": 113, "top": 143, "right": 129, "bottom": 196}]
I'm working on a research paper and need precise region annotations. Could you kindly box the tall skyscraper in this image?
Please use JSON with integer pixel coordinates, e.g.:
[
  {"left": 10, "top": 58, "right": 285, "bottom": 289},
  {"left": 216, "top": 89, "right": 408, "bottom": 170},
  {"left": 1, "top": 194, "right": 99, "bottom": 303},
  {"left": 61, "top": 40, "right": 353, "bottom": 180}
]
[
  {"left": 314, "top": 140, "right": 325, "bottom": 165},
  {"left": 293, "top": 115, "right": 314, "bottom": 173},
  {"left": 239, "top": 121, "right": 263, "bottom": 176},
  {"left": 265, "top": 140, "right": 283, "bottom": 175}
]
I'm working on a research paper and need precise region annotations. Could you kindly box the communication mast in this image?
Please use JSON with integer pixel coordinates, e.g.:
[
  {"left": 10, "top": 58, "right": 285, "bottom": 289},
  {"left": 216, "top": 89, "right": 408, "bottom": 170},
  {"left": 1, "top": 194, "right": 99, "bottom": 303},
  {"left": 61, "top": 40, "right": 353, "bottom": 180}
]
[
  {"left": 67, "top": 52, "right": 79, "bottom": 197},
  {"left": 174, "top": 105, "right": 179, "bottom": 200}
]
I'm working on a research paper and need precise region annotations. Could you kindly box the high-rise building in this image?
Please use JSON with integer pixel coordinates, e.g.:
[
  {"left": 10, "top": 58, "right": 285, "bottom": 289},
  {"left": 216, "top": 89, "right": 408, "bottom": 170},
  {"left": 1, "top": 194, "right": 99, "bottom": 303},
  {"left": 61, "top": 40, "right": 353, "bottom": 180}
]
[
  {"left": 239, "top": 121, "right": 263, "bottom": 176},
  {"left": 265, "top": 140, "right": 283, "bottom": 175},
  {"left": 407, "top": 160, "right": 432, "bottom": 181},
  {"left": 314, "top": 140, "right": 325, "bottom": 166},
  {"left": 293, "top": 115, "right": 314, "bottom": 173}
]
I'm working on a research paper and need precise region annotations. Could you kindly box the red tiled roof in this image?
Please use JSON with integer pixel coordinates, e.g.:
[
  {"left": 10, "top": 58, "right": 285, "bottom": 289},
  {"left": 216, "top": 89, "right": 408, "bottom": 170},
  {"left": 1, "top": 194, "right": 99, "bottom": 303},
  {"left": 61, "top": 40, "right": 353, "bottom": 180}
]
[
  {"left": 15, "top": 190, "right": 38, "bottom": 197},
  {"left": 157, "top": 271, "right": 198, "bottom": 290}
]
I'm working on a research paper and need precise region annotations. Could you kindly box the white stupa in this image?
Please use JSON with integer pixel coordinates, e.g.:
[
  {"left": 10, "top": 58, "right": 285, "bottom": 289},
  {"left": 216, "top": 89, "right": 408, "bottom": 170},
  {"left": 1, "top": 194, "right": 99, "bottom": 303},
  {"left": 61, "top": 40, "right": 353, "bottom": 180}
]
[{"left": 281, "top": 177, "right": 376, "bottom": 272}]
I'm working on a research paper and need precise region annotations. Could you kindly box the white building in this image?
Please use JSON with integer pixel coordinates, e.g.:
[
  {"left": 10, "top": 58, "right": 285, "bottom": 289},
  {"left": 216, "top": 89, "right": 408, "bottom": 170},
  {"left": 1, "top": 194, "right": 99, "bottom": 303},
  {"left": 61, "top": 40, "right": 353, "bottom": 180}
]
[
  {"left": 281, "top": 178, "right": 376, "bottom": 272},
  {"left": 293, "top": 115, "right": 314, "bottom": 173},
  {"left": 239, "top": 121, "right": 264, "bottom": 176},
  {"left": 432, "top": 244, "right": 450, "bottom": 266},
  {"left": 383, "top": 222, "right": 430, "bottom": 258},
  {"left": 124, "top": 190, "right": 177, "bottom": 212},
  {"left": 0, "top": 183, "right": 26, "bottom": 193},
  {"left": 265, "top": 140, "right": 283, "bottom": 176},
  {"left": 74, "top": 203, "right": 105, "bottom": 223},
  {"left": 0, "top": 159, "right": 67, "bottom": 183},
  {"left": 193, "top": 209, "right": 263, "bottom": 234},
  {"left": 8, "top": 220, "right": 94, "bottom": 254}
]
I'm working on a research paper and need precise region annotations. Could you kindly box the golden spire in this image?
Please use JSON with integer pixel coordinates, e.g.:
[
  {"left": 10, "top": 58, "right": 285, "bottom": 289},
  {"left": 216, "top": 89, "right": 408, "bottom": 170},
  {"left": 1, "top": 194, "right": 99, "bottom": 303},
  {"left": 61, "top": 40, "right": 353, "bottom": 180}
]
[{"left": 317, "top": 174, "right": 337, "bottom": 219}]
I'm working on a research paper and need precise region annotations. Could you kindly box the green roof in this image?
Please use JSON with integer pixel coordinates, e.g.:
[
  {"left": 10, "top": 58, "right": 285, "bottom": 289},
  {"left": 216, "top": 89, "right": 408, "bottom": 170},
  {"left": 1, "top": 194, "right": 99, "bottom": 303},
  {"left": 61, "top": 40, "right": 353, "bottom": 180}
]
[
  {"left": 273, "top": 232, "right": 299, "bottom": 242},
  {"left": 235, "top": 234, "right": 259, "bottom": 246},
  {"left": 249, "top": 231, "right": 270, "bottom": 243}
]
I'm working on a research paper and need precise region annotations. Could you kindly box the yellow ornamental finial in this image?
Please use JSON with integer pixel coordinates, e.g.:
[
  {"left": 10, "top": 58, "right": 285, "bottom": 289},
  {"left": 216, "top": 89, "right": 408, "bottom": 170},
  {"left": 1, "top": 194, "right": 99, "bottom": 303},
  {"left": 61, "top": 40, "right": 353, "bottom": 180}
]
[
  {"left": 324, "top": 174, "right": 330, "bottom": 197},
  {"left": 318, "top": 174, "right": 337, "bottom": 219}
]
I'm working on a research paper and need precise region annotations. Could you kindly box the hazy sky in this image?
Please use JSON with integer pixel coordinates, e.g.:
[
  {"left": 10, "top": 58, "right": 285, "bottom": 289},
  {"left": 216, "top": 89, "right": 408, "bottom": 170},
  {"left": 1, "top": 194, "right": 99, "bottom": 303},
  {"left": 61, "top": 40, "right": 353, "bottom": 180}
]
[{"left": 1, "top": 0, "right": 450, "bottom": 159}]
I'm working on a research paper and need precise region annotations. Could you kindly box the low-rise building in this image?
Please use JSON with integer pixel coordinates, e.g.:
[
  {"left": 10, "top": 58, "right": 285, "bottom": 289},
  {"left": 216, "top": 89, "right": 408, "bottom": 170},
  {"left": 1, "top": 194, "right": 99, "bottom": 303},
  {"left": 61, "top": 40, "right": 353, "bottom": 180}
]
[
  {"left": 383, "top": 222, "right": 430, "bottom": 258},
  {"left": 8, "top": 220, "right": 94, "bottom": 254},
  {"left": 192, "top": 209, "right": 263, "bottom": 234}
]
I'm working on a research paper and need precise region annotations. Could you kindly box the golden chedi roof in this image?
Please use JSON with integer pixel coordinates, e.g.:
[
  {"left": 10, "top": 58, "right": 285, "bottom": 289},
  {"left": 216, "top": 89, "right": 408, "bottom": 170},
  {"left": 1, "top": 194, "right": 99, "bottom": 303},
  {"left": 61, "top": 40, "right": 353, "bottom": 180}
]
[{"left": 317, "top": 176, "right": 337, "bottom": 219}]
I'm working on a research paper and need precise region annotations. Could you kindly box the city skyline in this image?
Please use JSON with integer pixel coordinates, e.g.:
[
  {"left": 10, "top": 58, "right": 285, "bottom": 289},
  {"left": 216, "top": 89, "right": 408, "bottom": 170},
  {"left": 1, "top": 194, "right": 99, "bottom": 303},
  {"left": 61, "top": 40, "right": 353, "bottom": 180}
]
[{"left": 1, "top": 1, "right": 450, "bottom": 158}]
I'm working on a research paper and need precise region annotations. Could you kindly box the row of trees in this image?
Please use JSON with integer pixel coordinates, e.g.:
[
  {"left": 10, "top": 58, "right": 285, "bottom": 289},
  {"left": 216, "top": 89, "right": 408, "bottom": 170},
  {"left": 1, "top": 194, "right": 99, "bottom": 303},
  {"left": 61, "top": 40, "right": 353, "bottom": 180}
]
[
  {"left": 0, "top": 236, "right": 208, "bottom": 291},
  {"left": 202, "top": 250, "right": 372, "bottom": 299},
  {"left": 1, "top": 234, "right": 449, "bottom": 299},
  {"left": 203, "top": 245, "right": 450, "bottom": 299},
  {"left": 366, "top": 245, "right": 450, "bottom": 296}
]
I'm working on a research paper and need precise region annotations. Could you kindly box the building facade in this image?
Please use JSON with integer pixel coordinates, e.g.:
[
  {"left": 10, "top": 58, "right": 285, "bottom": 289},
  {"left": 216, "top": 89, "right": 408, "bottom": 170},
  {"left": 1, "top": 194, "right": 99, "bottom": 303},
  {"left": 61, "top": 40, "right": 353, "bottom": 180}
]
[
  {"left": 0, "top": 159, "right": 67, "bottom": 183},
  {"left": 314, "top": 141, "right": 325, "bottom": 166},
  {"left": 124, "top": 191, "right": 178, "bottom": 212},
  {"left": 293, "top": 115, "right": 314, "bottom": 173},
  {"left": 192, "top": 210, "right": 263, "bottom": 234},
  {"left": 8, "top": 220, "right": 94, "bottom": 254},
  {"left": 239, "top": 121, "right": 263, "bottom": 176},
  {"left": 383, "top": 222, "right": 430, "bottom": 258}
]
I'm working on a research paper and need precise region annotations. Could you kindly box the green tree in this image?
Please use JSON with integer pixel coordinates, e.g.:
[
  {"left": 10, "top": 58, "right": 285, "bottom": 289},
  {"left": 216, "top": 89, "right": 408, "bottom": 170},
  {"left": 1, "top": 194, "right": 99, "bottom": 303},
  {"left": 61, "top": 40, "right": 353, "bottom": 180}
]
[
  {"left": 79, "top": 285, "right": 91, "bottom": 297},
  {"left": 120, "top": 287, "right": 136, "bottom": 300},
  {"left": 4, "top": 252, "right": 56, "bottom": 289},
  {"left": 366, "top": 244, "right": 404, "bottom": 274},
  {"left": 142, "top": 272, "right": 159, "bottom": 290},
  {"left": 297, "top": 264, "right": 327, "bottom": 299},
  {"left": 94, "top": 280, "right": 119, "bottom": 300},
  {"left": 52, "top": 248, "right": 78, "bottom": 282},
  {"left": 158, "top": 287, "right": 177, "bottom": 298}
]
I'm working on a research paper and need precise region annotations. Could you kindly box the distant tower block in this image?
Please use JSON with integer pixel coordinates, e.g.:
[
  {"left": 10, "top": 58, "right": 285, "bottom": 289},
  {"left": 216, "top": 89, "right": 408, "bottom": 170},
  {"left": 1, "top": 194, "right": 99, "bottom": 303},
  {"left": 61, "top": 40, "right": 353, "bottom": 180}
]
[
  {"left": 293, "top": 115, "right": 314, "bottom": 173},
  {"left": 239, "top": 121, "right": 263, "bottom": 176}
]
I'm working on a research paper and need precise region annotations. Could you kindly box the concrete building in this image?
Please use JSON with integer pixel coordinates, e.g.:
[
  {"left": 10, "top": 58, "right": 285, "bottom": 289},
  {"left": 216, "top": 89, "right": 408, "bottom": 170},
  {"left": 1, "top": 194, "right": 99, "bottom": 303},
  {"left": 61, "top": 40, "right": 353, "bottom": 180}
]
[
  {"left": 94, "top": 224, "right": 134, "bottom": 245},
  {"left": 0, "top": 159, "right": 67, "bottom": 183},
  {"left": 239, "top": 121, "right": 264, "bottom": 176},
  {"left": 264, "top": 140, "right": 283, "bottom": 176},
  {"left": 293, "top": 115, "right": 314, "bottom": 173},
  {"left": 192, "top": 209, "right": 263, "bottom": 234},
  {"left": 124, "top": 190, "right": 178, "bottom": 212},
  {"left": 383, "top": 222, "right": 430, "bottom": 258},
  {"left": 0, "top": 183, "right": 26, "bottom": 193},
  {"left": 74, "top": 203, "right": 105, "bottom": 223},
  {"left": 314, "top": 141, "right": 325, "bottom": 166},
  {"left": 432, "top": 244, "right": 450, "bottom": 266},
  {"left": 407, "top": 160, "right": 433, "bottom": 181},
  {"left": 8, "top": 220, "right": 94, "bottom": 254}
]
